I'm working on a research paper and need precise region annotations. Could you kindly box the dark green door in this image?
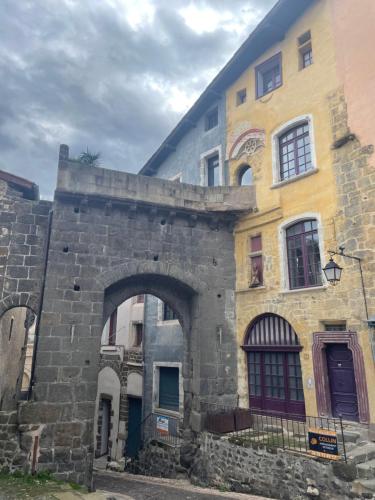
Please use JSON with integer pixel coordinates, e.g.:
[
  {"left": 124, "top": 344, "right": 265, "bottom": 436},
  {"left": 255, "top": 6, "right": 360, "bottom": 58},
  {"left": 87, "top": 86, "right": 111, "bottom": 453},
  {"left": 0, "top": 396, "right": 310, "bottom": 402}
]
[{"left": 126, "top": 397, "right": 142, "bottom": 458}]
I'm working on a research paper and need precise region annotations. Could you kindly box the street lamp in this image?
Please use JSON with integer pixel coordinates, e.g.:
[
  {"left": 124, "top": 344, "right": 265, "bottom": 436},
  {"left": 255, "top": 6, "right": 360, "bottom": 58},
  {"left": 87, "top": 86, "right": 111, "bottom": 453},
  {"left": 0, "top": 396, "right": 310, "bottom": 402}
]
[
  {"left": 323, "top": 246, "right": 369, "bottom": 320},
  {"left": 322, "top": 257, "right": 342, "bottom": 286}
]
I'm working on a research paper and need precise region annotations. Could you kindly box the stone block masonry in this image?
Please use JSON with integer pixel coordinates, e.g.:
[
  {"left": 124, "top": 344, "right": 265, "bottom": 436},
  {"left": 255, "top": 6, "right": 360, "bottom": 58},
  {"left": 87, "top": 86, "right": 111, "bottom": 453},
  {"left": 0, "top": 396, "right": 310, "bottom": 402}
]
[{"left": 0, "top": 146, "right": 256, "bottom": 487}]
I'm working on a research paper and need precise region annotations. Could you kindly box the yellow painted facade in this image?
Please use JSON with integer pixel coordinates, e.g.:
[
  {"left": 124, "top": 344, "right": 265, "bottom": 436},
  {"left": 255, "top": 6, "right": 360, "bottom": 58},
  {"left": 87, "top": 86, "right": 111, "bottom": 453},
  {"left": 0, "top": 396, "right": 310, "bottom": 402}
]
[{"left": 227, "top": 0, "right": 375, "bottom": 423}]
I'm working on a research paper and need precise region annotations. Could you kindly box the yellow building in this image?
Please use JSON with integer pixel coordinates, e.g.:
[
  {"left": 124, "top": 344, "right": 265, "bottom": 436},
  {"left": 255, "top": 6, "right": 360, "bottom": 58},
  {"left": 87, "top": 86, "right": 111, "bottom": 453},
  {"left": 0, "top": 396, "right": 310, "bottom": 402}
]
[{"left": 227, "top": 0, "right": 375, "bottom": 425}]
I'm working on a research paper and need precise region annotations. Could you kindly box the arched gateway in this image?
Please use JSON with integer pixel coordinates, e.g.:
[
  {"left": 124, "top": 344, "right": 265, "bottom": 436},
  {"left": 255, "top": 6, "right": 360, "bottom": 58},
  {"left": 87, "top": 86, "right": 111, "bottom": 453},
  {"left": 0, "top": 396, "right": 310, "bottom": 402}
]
[{"left": 0, "top": 145, "right": 256, "bottom": 487}]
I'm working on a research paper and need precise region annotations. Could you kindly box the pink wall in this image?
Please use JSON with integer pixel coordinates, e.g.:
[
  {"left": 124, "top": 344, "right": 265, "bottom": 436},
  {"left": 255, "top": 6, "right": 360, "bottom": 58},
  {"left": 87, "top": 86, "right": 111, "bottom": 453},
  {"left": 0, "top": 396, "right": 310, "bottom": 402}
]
[{"left": 331, "top": 0, "right": 375, "bottom": 147}]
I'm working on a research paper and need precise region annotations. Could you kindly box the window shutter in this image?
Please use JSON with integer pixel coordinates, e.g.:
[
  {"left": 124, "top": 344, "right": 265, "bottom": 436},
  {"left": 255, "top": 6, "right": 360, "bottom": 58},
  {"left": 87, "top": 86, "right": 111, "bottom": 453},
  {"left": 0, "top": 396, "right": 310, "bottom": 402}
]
[{"left": 159, "top": 367, "right": 179, "bottom": 411}]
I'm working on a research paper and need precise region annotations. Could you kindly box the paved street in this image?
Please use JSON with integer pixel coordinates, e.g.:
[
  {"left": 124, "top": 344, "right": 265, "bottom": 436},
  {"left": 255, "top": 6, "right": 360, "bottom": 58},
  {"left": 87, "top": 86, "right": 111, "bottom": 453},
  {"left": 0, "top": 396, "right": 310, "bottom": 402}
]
[{"left": 94, "top": 470, "right": 273, "bottom": 500}]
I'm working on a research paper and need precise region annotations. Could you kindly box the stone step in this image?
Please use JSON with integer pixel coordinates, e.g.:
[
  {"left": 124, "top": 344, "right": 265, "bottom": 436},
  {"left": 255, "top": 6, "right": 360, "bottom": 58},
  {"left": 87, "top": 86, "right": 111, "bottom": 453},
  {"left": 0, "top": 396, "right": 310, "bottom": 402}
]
[
  {"left": 357, "top": 478, "right": 375, "bottom": 493},
  {"left": 348, "top": 443, "right": 375, "bottom": 465},
  {"left": 356, "top": 458, "right": 375, "bottom": 479},
  {"left": 337, "top": 430, "right": 361, "bottom": 444}
]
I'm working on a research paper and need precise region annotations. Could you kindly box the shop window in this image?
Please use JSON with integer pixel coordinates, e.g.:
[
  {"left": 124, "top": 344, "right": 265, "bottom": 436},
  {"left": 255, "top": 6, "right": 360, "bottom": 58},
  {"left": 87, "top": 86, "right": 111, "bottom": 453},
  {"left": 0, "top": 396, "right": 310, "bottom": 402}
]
[
  {"left": 249, "top": 234, "right": 263, "bottom": 287},
  {"left": 286, "top": 219, "right": 322, "bottom": 289},
  {"left": 256, "top": 53, "right": 282, "bottom": 98}
]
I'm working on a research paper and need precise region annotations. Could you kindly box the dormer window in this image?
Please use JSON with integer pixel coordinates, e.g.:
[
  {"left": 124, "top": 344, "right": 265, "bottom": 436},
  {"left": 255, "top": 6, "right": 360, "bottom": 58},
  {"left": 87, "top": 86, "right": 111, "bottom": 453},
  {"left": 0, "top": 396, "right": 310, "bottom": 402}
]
[{"left": 256, "top": 53, "right": 282, "bottom": 98}]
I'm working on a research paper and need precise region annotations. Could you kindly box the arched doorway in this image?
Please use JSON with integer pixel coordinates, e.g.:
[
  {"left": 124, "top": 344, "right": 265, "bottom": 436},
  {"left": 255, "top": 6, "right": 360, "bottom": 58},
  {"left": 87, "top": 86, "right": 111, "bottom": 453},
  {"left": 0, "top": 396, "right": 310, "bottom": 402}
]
[{"left": 242, "top": 314, "right": 305, "bottom": 419}]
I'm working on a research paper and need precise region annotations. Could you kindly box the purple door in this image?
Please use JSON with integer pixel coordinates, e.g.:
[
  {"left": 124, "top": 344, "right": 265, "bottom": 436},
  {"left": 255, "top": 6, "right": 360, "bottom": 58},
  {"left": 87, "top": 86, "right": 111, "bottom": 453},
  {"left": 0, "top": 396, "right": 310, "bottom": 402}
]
[{"left": 326, "top": 344, "right": 359, "bottom": 422}]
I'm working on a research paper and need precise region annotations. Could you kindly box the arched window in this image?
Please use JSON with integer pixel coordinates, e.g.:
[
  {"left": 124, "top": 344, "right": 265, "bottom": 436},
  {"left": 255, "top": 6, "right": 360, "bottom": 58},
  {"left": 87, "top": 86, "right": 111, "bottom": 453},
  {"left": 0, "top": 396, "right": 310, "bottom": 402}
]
[
  {"left": 237, "top": 165, "right": 253, "bottom": 186},
  {"left": 286, "top": 219, "right": 322, "bottom": 289},
  {"left": 242, "top": 314, "right": 305, "bottom": 419}
]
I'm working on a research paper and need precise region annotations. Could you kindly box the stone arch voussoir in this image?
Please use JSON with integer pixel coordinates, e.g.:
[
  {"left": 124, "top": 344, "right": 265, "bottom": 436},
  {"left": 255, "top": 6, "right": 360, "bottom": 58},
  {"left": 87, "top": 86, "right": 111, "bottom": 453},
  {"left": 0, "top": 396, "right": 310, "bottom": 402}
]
[{"left": 97, "top": 260, "right": 207, "bottom": 295}]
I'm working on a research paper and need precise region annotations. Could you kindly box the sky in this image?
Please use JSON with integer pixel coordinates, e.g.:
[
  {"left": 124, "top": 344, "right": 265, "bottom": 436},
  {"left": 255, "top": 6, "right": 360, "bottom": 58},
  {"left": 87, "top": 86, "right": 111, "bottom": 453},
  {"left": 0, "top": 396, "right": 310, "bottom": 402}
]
[{"left": 0, "top": 0, "right": 276, "bottom": 198}]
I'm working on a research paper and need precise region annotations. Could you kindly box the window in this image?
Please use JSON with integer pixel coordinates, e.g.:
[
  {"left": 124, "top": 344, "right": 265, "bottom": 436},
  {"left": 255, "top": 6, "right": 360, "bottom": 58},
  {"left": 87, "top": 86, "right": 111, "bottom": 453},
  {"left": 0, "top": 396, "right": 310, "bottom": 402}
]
[
  {"left": 324, "top": 322, "right": 347, "bottom": 332},
  {"left": 279, "top": 122, "right": 312, "bottom": 180},
  {"left": 205, "top": 107, "right": 218, "bottom": 131},
  {"left": 163, "top": 302, "right": 178, "bottom": 321},
  {"left": 249, "top": 234, "right": 263, "bottom": 287},
  {"left": 8, "top": 317, "right": 14, "bottom": 341},
  {"left": 207, "top": 154, "right": 220, "bottom": 186},
  {"left": 236, "top": 88, "right": 247, "bottom": 106},
  {"left": 108, "top": 309, "right": 117, "bottom": 345},
  {"left": 238, "top": 165, "right": 253, "bottom": 186},
  {"left": 286, "top": 220, "right": 322, "bottom": 289},
  {"left": 159, "top": 367, "right": 179, "bottom": 412},
  {"left": 244, "top": 314, "right": 305, "bottom": 419},
  {"left": 298, "top": 31, "right": 313, "bottom": 70},
  {"left": 133, "top": 323, "right": 143, "bottom": 347},
  {"left": 136, "top": 294, "right": 144, "bottom": 304},
  {"left": 256, "top": 53, "right": 282, "bottom": 98}
]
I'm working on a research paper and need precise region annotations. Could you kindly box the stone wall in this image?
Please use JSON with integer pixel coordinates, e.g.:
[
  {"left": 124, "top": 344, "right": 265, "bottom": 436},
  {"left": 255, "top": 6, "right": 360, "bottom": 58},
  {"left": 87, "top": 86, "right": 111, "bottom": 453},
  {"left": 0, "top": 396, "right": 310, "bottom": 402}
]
[
  {"left": 0, "top": 179, "right": 51, "bottom": 316},
  {"left": 191, "top": 433, "right": 361, "bottom": 500}
]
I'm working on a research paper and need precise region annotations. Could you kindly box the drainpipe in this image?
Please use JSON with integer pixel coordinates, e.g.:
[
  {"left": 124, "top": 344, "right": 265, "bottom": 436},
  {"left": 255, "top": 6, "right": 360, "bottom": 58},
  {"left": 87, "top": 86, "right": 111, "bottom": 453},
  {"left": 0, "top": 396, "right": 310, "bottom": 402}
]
[{"left": 28, "top": 209, "right": 53, "bottom": 400}]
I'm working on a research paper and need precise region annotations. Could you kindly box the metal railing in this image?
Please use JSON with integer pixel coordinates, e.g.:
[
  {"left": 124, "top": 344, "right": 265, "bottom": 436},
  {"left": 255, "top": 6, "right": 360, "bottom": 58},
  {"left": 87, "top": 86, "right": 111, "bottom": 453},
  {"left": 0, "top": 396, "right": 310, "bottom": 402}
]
[
  {"left": 202, "top": 404, "right": 347, "bottom": 461},
  {"left": 144, "top": 413, "right": 182, "bottom": 447}
]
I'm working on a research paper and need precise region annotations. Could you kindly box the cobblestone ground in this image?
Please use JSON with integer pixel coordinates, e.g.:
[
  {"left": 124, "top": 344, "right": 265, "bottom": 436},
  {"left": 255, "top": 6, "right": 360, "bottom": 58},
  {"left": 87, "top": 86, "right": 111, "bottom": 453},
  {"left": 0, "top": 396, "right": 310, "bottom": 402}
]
[{"left": 93, "top": 470, "right": 274, "bottom": 500}]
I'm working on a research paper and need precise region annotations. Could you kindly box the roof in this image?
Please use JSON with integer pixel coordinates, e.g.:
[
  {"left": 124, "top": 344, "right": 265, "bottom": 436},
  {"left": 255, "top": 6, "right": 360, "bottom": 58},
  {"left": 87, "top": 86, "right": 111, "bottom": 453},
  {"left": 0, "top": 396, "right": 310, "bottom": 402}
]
[
  {"left": 0, "top": 169, "right": 39, "bottom": 200},
  {"left": 139, "top": 0, "right": 316, "bottom": 176}
]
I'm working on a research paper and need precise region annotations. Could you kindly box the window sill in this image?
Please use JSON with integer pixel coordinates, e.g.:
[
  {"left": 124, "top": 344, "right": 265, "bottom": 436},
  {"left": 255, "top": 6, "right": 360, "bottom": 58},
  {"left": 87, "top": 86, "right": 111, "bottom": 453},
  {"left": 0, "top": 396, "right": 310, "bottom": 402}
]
[
  {"left": 153, "top": 407, "right": 182, "bottom": 418},
  {"left": 271, "top": 168, "right": 318, "bottom": 189},
  {"left": 156, "top": 320, "right": 180, "bottom": 326},
  {"left": 281, "top": 285, "right": 328, "bottom": 295},
  {"left": 236, "top": 286, "right": 266, "bottom": 293}
]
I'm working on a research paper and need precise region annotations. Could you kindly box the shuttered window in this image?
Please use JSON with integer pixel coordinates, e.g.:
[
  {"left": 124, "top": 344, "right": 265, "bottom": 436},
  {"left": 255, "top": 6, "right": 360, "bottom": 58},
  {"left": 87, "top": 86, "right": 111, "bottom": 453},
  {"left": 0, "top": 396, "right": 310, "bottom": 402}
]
[{"left": 159, "top": 367, "right": 179, "bottom": 412}]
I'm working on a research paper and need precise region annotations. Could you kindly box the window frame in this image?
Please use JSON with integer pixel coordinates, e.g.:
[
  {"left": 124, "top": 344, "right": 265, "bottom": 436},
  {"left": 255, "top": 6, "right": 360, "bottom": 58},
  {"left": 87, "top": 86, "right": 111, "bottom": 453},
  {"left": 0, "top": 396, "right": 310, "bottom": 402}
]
[
  {"left": 278, "top": 213, "right": 327, "bottom": 292},
  {"left": 255, "top": 52, "right": 282, "bottom": 99},
  {"left": 271, "top": 115, "right": 317, "bottom": 187},
  {"left": 152, "top": 362, "right": 183, "bottom": 416},
  {"left": 157, "top": 299, "right": 180, "bottom": 325},
  {"left": 236, "top": 88, "right": 247, "bottom": 106},
  {"left": 199, "top": 145, "right": 223, "bottom": 187},
  {"left": 286, "top": 220, "right": 322, "bottom": 290},
  {"left": 204, "top": 106, "right": 218, "bottom": 131}
]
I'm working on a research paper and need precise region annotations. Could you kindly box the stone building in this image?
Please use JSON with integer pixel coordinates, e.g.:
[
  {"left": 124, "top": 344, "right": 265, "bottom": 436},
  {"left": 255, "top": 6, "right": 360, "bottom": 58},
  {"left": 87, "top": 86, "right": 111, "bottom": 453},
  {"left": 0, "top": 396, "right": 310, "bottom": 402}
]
[
  {"left": 94, "top": 295, "right": 144, "bottom": 461},
  {"left": 140, "top": 0, "right": 375, "bottom": 427}
]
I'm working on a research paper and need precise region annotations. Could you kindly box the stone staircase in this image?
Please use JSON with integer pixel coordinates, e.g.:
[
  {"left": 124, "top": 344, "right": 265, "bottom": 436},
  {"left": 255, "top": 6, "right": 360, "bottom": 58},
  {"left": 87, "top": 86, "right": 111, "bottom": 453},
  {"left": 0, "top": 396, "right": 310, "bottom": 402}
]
[{"left": 339, "top": 425, "right": 375, "bottom": 497}]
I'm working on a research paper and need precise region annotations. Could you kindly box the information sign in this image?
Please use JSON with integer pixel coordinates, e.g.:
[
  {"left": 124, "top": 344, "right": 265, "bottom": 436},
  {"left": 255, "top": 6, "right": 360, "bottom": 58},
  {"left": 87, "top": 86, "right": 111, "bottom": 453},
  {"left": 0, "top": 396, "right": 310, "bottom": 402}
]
[
  {"left": 308, "top": 427, "right": 339, "bottom": 460},
  {"left": 156, "top": 415, "right": 169, "bottom": 436}
]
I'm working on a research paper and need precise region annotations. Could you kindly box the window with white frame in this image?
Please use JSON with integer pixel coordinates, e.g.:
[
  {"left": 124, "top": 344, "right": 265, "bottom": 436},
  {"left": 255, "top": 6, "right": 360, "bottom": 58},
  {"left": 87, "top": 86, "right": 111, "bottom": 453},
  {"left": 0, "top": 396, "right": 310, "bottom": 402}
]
[
  {"left": 285, "top": 219, "right": 322, "bottom": 289},
  {"left": 200, "top": 146, "right": 222, "bottom": 187},
  {"left": 272, "top": 116, "right": 316, "bottom": 185},
  {"left": 153, "top": 362, "right": 182, "bottom": 414}
]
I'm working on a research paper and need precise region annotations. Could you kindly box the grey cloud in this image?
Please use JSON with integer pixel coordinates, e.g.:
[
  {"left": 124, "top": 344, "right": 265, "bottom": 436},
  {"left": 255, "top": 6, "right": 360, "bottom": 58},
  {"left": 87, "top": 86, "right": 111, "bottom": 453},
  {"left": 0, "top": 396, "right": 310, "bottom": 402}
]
[{"left": 0, "top": 0, "right": 276, "bottom": 197}]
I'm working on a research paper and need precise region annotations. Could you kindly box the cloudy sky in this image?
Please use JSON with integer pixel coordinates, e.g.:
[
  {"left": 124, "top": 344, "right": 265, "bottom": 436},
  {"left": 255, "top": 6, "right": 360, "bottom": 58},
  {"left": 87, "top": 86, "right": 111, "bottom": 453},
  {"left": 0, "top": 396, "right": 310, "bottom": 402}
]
[{"left": 0, "top": 0, "right": 276, "bottom": 198}]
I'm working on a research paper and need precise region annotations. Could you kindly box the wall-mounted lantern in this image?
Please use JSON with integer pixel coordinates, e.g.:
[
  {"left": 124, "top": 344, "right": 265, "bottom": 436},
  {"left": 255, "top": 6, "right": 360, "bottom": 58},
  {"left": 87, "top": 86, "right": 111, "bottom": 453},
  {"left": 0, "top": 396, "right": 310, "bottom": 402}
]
[{"left": 323, "top": 246, "right": 369, "bottom": 321}]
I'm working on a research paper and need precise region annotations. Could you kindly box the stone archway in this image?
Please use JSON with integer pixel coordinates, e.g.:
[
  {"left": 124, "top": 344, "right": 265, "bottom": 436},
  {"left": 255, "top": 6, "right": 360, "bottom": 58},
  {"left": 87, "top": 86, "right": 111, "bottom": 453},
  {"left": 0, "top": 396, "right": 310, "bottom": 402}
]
[{"left": 0, "top": 148, "right": 255, "bottom": 486}]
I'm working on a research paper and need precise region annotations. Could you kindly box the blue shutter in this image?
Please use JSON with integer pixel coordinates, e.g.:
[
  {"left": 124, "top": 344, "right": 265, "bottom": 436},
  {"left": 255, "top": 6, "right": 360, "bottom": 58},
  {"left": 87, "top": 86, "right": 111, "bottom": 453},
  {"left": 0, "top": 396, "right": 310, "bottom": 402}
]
[{"left": 159, "top": 367, "right": 179, "bottom": 411}]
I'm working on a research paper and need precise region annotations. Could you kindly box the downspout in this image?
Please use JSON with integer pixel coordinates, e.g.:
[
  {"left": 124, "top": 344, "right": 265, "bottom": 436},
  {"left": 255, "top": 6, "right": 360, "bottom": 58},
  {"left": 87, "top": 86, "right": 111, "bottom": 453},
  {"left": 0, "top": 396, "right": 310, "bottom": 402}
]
[{"left": 28, "top": 209, "right": 53, "bottom": 400}]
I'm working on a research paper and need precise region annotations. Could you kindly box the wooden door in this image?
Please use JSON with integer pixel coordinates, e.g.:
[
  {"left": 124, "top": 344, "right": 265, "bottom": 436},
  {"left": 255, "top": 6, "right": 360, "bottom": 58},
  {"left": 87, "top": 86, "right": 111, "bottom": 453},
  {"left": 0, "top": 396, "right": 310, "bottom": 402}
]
[{"left": 326, "top": 344, "right": 359, "bottom": 421}]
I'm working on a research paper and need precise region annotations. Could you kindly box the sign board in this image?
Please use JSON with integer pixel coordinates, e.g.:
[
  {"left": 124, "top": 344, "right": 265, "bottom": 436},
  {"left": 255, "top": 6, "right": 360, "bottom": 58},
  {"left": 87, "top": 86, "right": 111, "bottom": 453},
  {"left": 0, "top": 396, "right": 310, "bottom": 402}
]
[
  {"left": 308, "top": 427, "right": 339, "bottom": 460},
  {"left": 156, "top": 415, "right": 169, "bottom": 436}
]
